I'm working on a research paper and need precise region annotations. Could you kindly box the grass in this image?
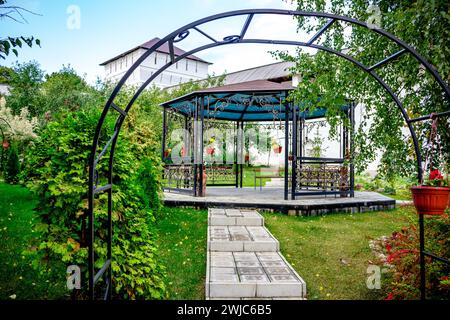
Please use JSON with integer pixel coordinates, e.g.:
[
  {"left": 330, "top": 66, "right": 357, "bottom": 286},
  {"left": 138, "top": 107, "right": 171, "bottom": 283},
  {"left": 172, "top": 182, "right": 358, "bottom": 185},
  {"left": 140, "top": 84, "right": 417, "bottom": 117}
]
[
  {"left": 0, "top": 181, "right": 418, "bottom": 300},
  {"left": 156, "top": 206, "right": 208, "bottom": 299},
  {"left": 263, "top": 205, "right": 416, "bottom": 300},
  {"left": 0, "top": 182, "right": 67, "bottom": 300}
]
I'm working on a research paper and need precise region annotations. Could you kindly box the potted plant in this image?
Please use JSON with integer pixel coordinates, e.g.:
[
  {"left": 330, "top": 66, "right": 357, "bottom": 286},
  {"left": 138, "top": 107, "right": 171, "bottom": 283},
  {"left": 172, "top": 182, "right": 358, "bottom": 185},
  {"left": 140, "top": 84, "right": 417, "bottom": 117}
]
[
  {"left": 206, "top": 146, "right": 215, "bottom": 156},
  {"left": 271, "top": 140, "right": 282, "bottom": 154},
  {"left": 163, "top": 148, "right": 171, "bottom": 158},
  {"left": 288, "top": 153, "right": 294, "bottom": 161},
  {"left": 411, "top": 169, "right": 450, "bottom": 215}
]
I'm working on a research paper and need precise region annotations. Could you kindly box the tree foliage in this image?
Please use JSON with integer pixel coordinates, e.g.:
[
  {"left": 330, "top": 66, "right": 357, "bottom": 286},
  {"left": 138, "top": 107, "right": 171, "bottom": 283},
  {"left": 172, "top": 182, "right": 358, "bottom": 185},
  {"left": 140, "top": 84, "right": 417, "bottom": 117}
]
[
  {"left": 280, "top": 0, "right": 449, "bottom": 182},
  {"left": 0, "top": 0, "right": 41, "bottom": 59}
]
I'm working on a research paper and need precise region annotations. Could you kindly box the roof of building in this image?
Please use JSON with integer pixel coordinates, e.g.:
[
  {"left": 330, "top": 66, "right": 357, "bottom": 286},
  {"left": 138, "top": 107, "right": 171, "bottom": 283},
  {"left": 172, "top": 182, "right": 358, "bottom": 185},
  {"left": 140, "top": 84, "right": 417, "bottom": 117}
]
[
  {"left": 221, "top": 61, "right": 295, "bottom": 85},
  {"left": 99, "top": 37, "right": 211, "bottom": 66}
]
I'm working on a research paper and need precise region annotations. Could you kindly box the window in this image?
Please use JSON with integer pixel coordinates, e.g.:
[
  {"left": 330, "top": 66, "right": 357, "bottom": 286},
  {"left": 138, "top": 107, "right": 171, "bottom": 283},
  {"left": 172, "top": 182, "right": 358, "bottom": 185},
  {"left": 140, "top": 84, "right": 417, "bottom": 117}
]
[
  {"left": 195, "top": 61, "right": 198, "bottom": 73},
  {"left": 175, "top": 61, "right": 178, "bottom": 69},
  {"left": 154, "top": 52, "right": 157, "bottom": 65},
  {"left": 120, "top": 58, "right": 123, "bottom": 70},
  {"left": 185, "top": 60, "right": 188, "bottom": 71},
  {"left": 115, "top": 61, "right": 117, "bottom": 72}
]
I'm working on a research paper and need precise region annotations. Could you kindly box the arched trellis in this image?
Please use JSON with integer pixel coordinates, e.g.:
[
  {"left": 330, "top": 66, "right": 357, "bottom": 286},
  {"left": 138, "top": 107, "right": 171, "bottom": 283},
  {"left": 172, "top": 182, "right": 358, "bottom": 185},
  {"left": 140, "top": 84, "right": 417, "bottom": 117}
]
[{"left": 88, "top": 9, "right": 450, "bottom": 300}]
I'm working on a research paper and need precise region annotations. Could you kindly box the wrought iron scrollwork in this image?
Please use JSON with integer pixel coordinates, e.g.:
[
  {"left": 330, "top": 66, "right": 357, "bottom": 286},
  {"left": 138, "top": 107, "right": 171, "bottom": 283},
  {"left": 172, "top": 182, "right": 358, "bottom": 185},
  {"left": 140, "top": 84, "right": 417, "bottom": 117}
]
[{"left": 173, "top": 30, "right": 190, "bottom": 43}]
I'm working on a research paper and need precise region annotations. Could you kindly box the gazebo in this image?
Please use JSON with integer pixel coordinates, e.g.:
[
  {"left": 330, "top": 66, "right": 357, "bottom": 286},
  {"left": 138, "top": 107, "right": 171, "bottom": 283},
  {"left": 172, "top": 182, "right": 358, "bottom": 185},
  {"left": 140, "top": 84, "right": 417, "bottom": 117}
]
[{"left": 160, "top": 79, "right": 355, "bottom": 200}]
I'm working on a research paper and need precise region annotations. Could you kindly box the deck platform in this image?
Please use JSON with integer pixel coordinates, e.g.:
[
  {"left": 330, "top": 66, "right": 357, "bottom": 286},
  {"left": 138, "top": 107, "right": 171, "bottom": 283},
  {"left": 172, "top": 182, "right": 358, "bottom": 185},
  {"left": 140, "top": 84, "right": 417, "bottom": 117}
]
[{"left": 164, "top": 187, "right": 396, "bottom": 215}]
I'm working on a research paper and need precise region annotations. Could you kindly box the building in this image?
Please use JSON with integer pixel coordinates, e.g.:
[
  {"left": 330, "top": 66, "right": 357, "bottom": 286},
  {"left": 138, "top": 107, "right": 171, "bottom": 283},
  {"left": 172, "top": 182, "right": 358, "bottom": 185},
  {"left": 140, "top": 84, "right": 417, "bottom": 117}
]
[{"left": 100, "top": 37, "right": 211, "bottom": 88}]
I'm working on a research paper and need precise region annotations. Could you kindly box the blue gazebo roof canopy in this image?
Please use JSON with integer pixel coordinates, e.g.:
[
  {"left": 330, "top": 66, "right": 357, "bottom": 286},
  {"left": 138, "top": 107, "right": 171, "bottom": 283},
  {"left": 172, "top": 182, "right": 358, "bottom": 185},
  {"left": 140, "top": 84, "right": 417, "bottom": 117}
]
[{"left": 160, "top": 79, "right": 349, "bottom": 121}]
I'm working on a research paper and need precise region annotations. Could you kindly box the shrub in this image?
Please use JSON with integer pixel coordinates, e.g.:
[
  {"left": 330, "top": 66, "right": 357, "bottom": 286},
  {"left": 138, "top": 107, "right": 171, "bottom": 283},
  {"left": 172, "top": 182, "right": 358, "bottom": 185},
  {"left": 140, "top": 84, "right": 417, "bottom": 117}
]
[
  {"left": 379, "top": 213, "right": 449, "bottom": 300},
  {"left": 3, "top": 144, "right": 20, "bottom": 183},
  {"left": 22, "top": 108, "right": 167, "bottom": 299}
]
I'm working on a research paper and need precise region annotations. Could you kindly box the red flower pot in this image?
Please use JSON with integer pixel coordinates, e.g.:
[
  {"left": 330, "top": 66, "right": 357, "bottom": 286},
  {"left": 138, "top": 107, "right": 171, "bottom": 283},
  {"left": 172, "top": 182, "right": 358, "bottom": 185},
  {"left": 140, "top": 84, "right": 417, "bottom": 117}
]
[
  {"left": 273, "top": 145, "right": 282, "bottom": 154},
  {"left": 411, "top": 186, "right": 450, "bottom": 215},
  {"left": 206, "top": 147, "right": 215, "bottom": 155},
  {"left": 164, "top": 150, "right": 170, "bottom": 158},
  {"left": 2, "top": 140, "right": 9, "bottom": 149},
  {"left": 245, "top": 154, "right": 250, "bottom": 162},
  {"left": 288, "top": 154, "right": 294, "bottom": 161}
]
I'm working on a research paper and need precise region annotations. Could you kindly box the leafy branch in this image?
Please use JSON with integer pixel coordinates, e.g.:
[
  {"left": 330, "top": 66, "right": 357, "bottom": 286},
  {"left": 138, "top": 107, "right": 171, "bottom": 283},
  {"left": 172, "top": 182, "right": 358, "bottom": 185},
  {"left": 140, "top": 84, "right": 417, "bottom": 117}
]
[{"left": 0, "top": 0, "right": 41, "bottom": 59}]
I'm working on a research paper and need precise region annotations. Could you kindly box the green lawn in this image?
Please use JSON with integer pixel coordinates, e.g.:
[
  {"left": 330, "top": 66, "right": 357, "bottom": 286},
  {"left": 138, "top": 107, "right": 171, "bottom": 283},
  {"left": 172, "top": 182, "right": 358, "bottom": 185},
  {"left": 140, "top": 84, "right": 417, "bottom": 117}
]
[
  {"left": 1, "top": 181, "right": 417, "bottom": 300},
  {"left": 263, "top": 206, "right": 416, "bottom": 300},
  {"left": 0, "top": 182, "right": 67, "bottom": 300},
  {"left": 156, "top": 207, "right": 208, "bottom": 299}
]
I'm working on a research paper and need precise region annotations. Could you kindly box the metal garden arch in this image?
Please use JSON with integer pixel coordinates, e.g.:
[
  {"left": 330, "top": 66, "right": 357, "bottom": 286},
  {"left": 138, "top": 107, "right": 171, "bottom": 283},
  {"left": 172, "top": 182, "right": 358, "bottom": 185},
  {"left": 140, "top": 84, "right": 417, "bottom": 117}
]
[{"left": 87, "top": 9, "right": 450, "bottom": 300}]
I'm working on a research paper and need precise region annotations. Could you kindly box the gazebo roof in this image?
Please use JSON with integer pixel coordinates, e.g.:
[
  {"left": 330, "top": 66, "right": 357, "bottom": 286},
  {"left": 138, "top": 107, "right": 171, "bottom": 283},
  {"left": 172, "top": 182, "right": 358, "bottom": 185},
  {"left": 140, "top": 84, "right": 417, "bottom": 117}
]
[{"left": 161, "top": 79, "right": 348, "bottom": 121}]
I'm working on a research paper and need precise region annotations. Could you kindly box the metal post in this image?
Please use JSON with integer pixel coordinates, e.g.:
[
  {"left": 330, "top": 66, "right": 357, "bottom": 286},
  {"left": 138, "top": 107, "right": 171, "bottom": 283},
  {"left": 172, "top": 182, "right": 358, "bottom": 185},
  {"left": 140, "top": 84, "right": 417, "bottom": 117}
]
[
  {"left": 193, "top": 97, "right": 198, "bottom": 196},
  {"left": 291, "top": 103, "right": 297, "bottom": 200},
  {"left": 419, "top": 214, "right": 426, "bottom": 300},
  {"left": 240, "top": 122, "right": 244, "bottom": 188},
  {"left": 199, "top": 95, "right": 205, "bottom": 196},
  {"left": 235, "top": 121, "right": 239, "bottom": 188},
  {"left": 350, "top": 102, "right": 355, "bottom": 197},
  {"left": 162, "top": 108, "right": 167, "bottom": 161},
  {"left": 284, "top": 101, "right": 289, "bottom": 201}
]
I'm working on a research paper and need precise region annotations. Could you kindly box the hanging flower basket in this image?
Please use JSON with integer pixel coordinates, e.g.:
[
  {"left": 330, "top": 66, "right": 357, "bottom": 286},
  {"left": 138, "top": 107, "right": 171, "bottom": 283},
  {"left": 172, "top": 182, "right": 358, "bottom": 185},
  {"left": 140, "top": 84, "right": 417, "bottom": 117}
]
[
  {"left": 288, "top": 153, "right": 294, "bottom": 161},
  {"left": 244, "top": 153, "right": 250, "bottom": 162},
  {"left": 164, "top": 148, "right": 171, "bottom": 158},
  {"left": 2, "top": 140, "right": 10, "bottom": 149},
  {"left": 273, "top": 145, "right": 282, "bottom": 154},
  {"left": 411, "top": 186, "right": 450, "bottom": 215},
  {"left": 206, "top": 147, "right": 215, "bottom": 155}
]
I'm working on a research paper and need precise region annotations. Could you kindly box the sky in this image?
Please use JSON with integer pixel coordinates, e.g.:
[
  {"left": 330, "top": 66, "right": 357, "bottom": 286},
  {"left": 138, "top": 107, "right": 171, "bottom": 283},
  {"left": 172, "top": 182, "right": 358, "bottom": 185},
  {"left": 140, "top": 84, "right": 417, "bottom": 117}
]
[{"left": 1, "top": 0, "right": 319, "bottom": 83}]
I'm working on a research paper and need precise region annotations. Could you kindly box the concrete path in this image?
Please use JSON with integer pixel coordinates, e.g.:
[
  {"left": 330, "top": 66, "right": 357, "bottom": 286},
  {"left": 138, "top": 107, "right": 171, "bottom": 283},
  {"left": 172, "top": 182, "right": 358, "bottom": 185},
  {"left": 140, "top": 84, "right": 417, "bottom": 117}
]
[{"left": 206, "top": 208, "right": 306, "bottom": 300}]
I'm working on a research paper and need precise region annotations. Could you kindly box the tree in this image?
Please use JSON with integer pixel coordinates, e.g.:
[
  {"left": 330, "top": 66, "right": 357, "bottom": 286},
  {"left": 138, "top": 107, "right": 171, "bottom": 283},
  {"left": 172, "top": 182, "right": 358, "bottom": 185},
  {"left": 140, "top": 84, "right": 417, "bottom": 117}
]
[
  {"left": 280, "top": 0, "right": 449, "bottom": 182},
  {"left": 42, "top": 66, "right": 98, "bottom": 114},
  {"left": 0, "top": 0, "right": 41, "bottom": 59},
  {"left": 7, "top": 61, "right": 44, "bottom": 117},
  {"left": 3, "top": 143, "right": 20, "bottom": 183}
]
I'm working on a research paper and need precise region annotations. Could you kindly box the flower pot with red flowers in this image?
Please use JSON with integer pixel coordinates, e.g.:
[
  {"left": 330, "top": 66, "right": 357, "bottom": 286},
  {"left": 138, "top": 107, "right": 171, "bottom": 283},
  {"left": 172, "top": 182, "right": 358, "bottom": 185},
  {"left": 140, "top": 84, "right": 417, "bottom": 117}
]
[
  {"left": 288, "top": 153, "right": 294, "bottom": 161},
  {"left": 411, "top": 169, "right": 450, "bottom": 216},
  {"left": 2, "top": 140, "right": 9, "bottom": 149},
  {"left": 163, "top": 148, "right": 171, "bottom": 158},
  {"left": 206, "top": 147, "right": 215, "bottom": 156},
  {"left": 244, "top": 153, "right": 250, "bottom": 163},
  {"left": 272, "top": 144, "right": 282, "bottom": 154}
]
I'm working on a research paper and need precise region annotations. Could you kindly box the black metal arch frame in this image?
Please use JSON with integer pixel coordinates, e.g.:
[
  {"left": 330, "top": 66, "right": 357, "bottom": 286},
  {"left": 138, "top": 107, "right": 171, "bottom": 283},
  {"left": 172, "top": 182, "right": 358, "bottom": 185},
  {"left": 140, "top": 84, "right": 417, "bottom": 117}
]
[{"left": 88, "top": 9, "right": 450, "bottom": 300}]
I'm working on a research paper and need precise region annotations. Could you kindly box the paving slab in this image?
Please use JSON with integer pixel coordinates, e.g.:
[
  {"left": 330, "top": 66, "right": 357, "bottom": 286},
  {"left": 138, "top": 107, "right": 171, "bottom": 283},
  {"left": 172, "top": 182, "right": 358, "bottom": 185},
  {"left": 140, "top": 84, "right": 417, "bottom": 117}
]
[
  {"left": 209, "top": 208, "right": 264, "bottom": 226},
  {"left": 206, "top": 251, "right": 306, "bottom": 299},
  {"left": 208, "top": 226, "right": 279, "bottom": 252}
]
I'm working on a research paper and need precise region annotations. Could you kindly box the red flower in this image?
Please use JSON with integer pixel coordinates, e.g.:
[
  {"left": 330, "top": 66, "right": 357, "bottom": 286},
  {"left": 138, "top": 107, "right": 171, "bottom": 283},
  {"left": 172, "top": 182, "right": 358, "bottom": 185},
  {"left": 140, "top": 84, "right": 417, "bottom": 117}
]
[
  {"left": 429, "top": 169, "right": 444, "bottom": 181},
  {"left": 385, "top": 292, "right": 394, "bottom": 300},
  {"left": 385, "top": 243, "right": 392, "bottom": 253}
]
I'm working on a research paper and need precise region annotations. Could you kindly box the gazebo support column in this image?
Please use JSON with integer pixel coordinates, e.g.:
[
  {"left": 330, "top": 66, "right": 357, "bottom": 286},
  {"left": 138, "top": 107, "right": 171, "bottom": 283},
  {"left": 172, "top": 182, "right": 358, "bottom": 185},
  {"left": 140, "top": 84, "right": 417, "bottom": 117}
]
[
  {"left": 235, "top": 121, "right": 239, "bottom": 188},
  {"left": 162, "top": 108, "right": 167, "bottom": 161},
  {"left": 350, "top": 102, "right": 355, "bottom": 197},
  {"left": 291, "top": 103, "right": 297, "bottom": 200},
  {"left": 284, "top": 103, "right": 289, "bottom": 201},
  {"left": 199, "top": 95, "right": 205, "bottom": 196},
  {"left": 239, "top": 122, "right": 244, "bottom": 188}
]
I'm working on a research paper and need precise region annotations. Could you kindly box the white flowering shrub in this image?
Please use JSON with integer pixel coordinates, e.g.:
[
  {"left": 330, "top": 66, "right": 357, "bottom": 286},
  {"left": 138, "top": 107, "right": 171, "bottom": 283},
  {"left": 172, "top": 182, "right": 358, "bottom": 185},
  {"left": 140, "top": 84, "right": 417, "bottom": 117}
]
[{"left": 0, "top": 103, "right": 38, "bottom": 141}]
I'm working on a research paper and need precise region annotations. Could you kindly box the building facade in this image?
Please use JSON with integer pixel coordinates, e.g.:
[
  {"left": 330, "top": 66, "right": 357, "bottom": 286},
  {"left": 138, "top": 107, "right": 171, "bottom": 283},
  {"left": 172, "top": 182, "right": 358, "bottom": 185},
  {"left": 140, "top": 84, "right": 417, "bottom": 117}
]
[{"left": 100, "top": 38, "right": 211, "bottom": 88}]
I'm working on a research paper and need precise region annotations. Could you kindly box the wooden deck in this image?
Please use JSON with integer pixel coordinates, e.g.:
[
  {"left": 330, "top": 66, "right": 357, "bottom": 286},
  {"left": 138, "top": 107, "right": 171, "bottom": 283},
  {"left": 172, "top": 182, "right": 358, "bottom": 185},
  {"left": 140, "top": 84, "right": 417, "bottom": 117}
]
[{"left": 163, "top": 187, "right": 396, "bottom": 215}]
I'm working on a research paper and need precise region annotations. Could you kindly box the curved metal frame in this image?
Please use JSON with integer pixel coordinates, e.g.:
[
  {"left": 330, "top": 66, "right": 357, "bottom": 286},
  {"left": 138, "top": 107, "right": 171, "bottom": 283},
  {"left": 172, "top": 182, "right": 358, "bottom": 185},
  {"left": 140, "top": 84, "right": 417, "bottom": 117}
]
[{"left": 87, "top": 9, "right": 450, "bottom": 300}]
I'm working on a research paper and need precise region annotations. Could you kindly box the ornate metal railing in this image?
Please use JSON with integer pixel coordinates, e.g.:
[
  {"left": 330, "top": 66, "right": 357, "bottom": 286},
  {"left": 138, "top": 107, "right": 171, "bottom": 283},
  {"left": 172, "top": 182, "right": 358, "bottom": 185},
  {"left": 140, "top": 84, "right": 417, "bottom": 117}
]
[
  {"left": 163, "top": 164, "right": 195, "bottom": 193},
  {"left": 205, "top": 164, "right": 235, "bottom": 186}
]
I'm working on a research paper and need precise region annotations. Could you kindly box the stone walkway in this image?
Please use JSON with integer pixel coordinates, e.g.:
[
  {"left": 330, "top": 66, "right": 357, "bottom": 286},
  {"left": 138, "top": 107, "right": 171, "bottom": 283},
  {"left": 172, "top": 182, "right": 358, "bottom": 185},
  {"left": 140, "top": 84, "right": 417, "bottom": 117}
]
[{"left": 206, "top": 208, "right": 306, "bottom": 300}]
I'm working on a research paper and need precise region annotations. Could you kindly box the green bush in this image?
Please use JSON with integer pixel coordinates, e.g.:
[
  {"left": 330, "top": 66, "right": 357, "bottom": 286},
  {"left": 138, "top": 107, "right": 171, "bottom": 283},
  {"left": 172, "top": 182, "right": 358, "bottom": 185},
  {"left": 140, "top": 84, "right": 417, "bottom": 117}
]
[
  {"left": 22, "top": 108, "right": 167, "bottom": 299},
  {"left": 3, "top": 145, "right": 20, "bottom": 184}
]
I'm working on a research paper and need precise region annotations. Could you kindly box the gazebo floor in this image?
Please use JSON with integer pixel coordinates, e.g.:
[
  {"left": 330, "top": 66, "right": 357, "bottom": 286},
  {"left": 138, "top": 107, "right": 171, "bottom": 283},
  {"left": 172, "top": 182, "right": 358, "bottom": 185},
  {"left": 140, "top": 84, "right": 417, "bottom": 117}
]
[{"left": 163, "top": 187, "right": 396, "bottom": 216}]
